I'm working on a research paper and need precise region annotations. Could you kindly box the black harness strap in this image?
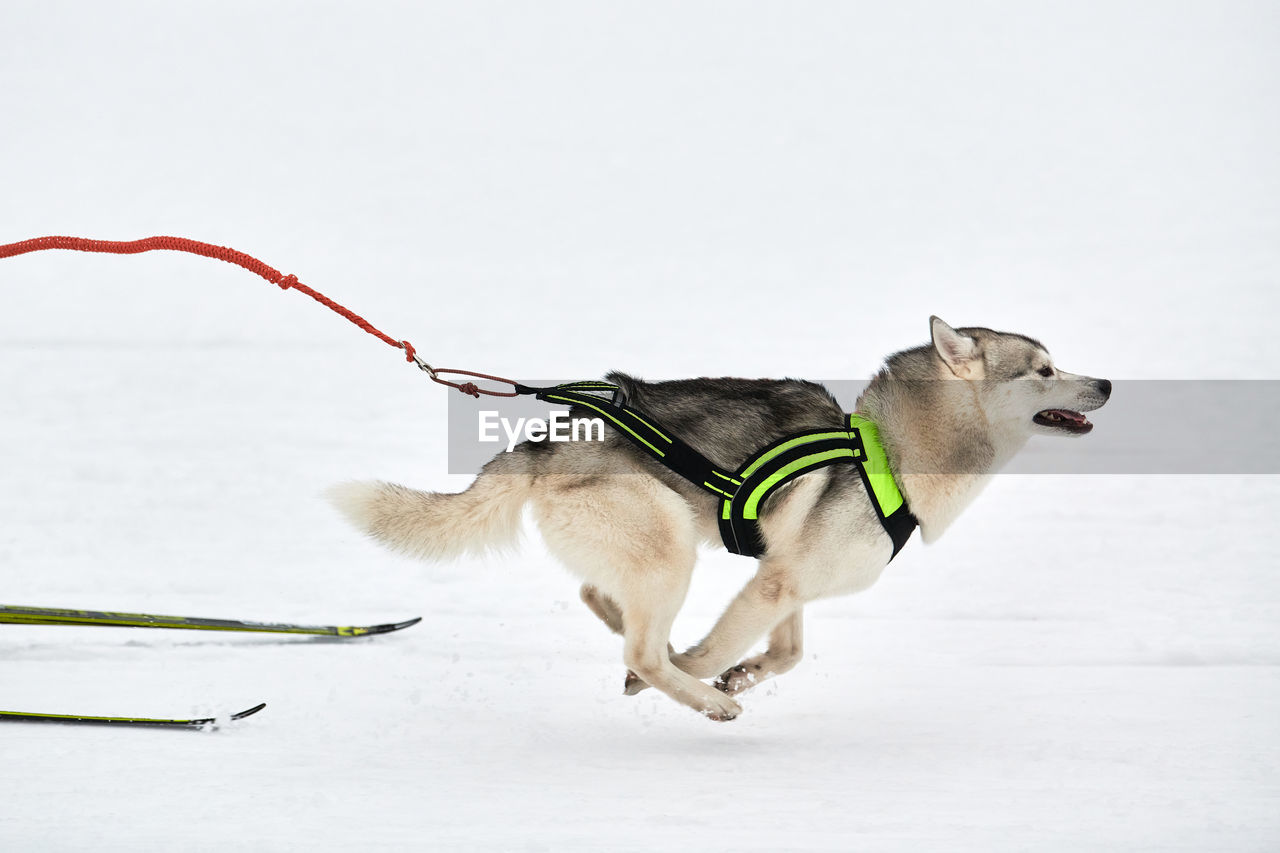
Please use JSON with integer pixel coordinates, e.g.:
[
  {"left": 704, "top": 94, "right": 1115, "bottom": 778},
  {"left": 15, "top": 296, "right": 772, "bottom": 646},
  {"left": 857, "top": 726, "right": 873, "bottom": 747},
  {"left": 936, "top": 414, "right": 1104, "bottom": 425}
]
[
  {"left": 531, "top": 384, "right": 742, "bottom": 498},
  {"left": 718, "top": 429, "right": 863, "bottom": 557}
]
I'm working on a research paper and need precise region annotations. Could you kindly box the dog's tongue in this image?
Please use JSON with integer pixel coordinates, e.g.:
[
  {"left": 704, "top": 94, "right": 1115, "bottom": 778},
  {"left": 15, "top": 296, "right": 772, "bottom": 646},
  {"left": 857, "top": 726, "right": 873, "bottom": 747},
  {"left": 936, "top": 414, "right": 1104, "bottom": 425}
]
[{"left": 1045, "top": 409, "right": 1087, "bottom": 425}]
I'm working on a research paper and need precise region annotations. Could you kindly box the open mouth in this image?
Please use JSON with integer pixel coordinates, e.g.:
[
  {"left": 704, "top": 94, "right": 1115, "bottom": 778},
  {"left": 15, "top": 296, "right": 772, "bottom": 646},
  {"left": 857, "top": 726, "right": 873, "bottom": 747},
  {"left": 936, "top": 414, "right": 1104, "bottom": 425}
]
[{"left": 1033, "top": 409, "right": 1093, "bottom": 434}]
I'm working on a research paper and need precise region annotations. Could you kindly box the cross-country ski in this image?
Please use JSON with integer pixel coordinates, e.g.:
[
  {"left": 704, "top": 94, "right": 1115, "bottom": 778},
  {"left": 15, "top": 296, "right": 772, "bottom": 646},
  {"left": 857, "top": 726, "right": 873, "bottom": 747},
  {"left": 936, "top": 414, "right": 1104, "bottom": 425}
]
[
  {"left": 0, "top": 703, "right": 266, "bottom": 729},
  {"left": 0, "top": 604, "right": 421, "bottom": 637}
]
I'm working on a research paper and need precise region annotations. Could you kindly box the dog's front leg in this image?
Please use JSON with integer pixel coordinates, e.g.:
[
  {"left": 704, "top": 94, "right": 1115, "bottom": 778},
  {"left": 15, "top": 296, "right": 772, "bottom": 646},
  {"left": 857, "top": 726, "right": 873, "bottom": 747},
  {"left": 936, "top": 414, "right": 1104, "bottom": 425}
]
[{"left": 713, "top": 608, "right": 804, "bottom": 695}]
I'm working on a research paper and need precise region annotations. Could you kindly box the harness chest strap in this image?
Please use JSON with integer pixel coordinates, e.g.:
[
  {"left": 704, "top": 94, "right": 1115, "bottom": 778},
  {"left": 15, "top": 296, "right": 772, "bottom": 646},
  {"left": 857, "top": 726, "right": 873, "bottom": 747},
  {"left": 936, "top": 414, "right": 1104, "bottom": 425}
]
[{"left": 520, "top": 383, "right": 918, "bottom": 561}]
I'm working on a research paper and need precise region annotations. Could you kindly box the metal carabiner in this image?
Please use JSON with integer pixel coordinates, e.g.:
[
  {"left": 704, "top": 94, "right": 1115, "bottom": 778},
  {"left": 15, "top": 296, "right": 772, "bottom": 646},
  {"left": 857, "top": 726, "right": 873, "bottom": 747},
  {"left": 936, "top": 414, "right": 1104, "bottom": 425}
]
[{"left": 407, "top": 347, "right": 439, "bottom": 381}]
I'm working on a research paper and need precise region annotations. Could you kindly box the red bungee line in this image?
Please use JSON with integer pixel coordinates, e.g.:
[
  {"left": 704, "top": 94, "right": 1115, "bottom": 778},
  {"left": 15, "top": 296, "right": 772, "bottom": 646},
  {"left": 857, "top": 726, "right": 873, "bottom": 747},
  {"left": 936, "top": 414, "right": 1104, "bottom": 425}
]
[
  {"left": 0, "top": 235, "right": 521, "bottom": 397},
  {"left": 0, "top": 234, "right": 412, "bottom": 356}
]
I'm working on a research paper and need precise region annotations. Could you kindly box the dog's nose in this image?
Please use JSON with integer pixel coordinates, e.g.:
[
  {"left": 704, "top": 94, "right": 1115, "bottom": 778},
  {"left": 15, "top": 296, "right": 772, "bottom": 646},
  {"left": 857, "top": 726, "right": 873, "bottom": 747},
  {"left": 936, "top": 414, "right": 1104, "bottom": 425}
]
[{"left": 1095, "top": 378, "right": 1112, "bottom": 397}]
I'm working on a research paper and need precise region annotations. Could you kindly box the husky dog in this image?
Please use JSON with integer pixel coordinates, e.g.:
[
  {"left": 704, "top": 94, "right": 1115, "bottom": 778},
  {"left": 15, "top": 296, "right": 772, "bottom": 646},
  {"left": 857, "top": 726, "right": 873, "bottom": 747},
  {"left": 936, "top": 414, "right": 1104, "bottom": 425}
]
[{"left": 331, "top": 317, "right": 1110, "bottom": 721}]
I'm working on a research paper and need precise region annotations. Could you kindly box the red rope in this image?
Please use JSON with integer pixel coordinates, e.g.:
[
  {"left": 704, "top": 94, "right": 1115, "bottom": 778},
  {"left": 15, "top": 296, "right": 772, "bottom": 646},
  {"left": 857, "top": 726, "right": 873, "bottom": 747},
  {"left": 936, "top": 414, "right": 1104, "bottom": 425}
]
[
  {"left": 1, "top": 235, "right": 532, "bottom": 398},
  {"left": 0, "top": 235, "right": 418, "bottom": 360}
]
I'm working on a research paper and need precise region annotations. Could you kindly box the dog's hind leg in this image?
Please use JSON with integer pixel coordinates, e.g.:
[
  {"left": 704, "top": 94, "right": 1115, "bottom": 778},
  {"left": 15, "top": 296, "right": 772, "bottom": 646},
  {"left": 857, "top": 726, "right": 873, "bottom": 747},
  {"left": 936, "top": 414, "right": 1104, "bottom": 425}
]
[
  {"left": 618, "top": 574, "right": 743, "bottom": 721},
  {"left": 533, "top": 475, "right": 742, "bottom": 721},
  {"left": 581, "top": 582, "right": 680, "bottom": 690},
  {"left": 669, "top": 561, "right": 801, "bottom": 682},
  {"left": 714, "top": 608, "right": 804, "bottom": 695},
  {"left": 580, "top": 584, "right": 623, "bottom": 634},
  {"left": 581, "top": 585, "right": 679, "bottom": 688}
]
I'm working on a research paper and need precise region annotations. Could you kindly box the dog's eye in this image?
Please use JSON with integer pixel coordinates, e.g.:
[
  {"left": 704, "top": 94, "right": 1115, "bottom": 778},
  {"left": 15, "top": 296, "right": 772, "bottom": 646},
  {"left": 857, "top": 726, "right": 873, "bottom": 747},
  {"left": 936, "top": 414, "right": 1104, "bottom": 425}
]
[{"left": 1037, "top": 366, "right": 1054, "bottom": 377}]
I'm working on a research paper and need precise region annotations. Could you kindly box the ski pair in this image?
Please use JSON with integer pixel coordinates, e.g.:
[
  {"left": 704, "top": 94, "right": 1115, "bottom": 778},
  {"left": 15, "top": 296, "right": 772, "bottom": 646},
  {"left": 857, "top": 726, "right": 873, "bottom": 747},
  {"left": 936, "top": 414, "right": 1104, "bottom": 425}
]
[{"left": 1, "top": 603, "right": 420, "bottom": 727}]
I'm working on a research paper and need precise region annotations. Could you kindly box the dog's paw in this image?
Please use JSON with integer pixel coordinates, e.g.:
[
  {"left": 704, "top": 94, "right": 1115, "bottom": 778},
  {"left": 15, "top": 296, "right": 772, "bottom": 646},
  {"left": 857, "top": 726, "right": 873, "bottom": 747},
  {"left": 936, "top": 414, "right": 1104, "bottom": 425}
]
[
  {"left": 714, "top": 664, "right": 760, "bottom": 696},
  {"left": 702, "top": 693, "right": 743, "bottom": 722},
  {"left": 623, "top": 670, "right": 650, "bottom": 695}
]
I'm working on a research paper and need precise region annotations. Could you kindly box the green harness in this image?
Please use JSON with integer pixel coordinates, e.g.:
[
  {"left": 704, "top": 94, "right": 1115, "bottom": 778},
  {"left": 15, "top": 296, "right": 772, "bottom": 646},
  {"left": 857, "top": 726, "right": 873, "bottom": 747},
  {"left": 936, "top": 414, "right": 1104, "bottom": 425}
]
[{"left": 517, "top": 381, "right": 918, "bottom": 561}]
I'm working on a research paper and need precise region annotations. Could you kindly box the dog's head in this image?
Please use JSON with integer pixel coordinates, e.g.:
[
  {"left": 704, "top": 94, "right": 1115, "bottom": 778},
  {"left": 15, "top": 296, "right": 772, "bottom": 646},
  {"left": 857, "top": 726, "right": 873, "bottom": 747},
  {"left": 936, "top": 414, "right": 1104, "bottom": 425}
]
[{"left": 929, "top": 316, "right": 1111, "bottom": 437}]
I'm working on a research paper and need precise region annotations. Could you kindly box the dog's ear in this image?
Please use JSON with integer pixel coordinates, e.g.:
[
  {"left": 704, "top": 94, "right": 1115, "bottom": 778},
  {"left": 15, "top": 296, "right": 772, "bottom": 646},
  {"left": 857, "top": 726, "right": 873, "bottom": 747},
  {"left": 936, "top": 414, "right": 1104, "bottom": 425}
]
[{"left": 930, "top": 316, "right": 980, "bottom": 377}]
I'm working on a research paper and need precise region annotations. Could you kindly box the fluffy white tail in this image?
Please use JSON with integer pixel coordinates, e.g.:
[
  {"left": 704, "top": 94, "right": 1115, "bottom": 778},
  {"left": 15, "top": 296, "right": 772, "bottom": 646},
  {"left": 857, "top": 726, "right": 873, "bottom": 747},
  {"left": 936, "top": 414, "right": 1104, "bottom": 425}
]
[{"left": 328, "top": 472, "right": 532, "bottom": 561}]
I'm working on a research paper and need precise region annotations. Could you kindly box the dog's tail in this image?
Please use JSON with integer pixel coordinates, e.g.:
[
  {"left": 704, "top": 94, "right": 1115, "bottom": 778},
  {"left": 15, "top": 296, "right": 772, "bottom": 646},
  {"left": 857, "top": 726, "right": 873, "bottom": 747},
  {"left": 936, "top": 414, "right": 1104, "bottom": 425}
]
[{"left": 328, "top": 457, "right": 533, "bottom": 562}]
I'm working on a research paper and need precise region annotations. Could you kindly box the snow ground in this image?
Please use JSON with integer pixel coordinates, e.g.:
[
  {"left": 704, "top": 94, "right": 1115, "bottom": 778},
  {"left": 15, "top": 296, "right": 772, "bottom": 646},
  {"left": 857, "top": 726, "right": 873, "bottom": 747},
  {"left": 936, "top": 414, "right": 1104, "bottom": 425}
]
[{"left": 2, "top": 2, "right": 1279, "bottom": 851}]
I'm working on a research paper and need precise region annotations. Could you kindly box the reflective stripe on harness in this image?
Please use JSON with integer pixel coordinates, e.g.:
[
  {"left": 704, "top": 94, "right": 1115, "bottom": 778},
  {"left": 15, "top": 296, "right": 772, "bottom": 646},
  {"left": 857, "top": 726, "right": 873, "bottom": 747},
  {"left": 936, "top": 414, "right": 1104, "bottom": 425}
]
[{"left": 519, "top": 382, "right": 918, "bottom": 561}]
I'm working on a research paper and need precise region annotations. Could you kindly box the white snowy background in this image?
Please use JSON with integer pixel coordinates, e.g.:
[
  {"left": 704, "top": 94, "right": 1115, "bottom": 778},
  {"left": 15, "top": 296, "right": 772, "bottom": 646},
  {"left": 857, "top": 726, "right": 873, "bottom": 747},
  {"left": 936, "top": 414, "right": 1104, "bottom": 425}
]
[{"left": 2, "top": 2, "right": 1278, "bottom": 850}]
